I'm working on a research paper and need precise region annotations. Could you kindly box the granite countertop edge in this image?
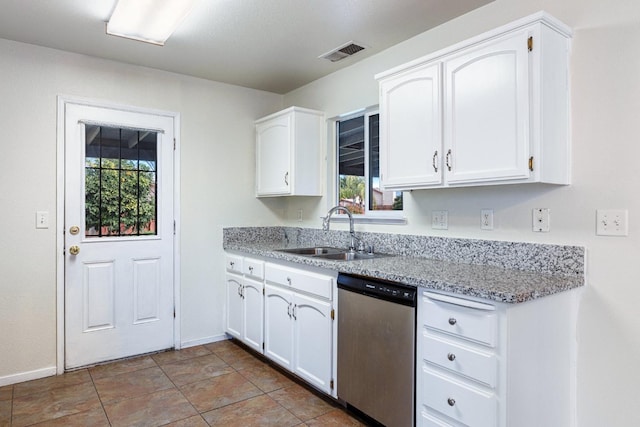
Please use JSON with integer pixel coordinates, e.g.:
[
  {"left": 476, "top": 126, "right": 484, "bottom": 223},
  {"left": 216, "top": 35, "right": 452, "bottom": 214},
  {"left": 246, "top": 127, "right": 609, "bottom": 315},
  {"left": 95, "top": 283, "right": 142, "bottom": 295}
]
[{"left": 223, "top": 241, "right": 585, "bottom": 304}]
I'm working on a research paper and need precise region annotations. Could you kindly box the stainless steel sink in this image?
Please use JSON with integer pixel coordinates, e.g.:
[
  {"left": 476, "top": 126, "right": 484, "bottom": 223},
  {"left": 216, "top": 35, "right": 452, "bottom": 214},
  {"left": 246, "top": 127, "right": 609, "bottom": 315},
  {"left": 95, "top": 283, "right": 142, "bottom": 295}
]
[
  {"left": 276, "top": 247, "right": 390, "bottom": 261},
  {"left": 315, "top": 252, "right": 390, "bottom": 261},
  {"left": 277, "top": 246, "right": 346, "bottom": 256}
]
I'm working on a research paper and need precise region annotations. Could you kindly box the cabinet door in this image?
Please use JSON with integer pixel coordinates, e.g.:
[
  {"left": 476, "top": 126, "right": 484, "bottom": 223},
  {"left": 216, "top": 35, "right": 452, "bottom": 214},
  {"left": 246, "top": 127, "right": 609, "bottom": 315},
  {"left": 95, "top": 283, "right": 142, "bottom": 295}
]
[
  {"left": 380, "top": 62, "right": 442, "bottom": 189},
  {"left": 225, "top": 273, "right": 244, "bottom": 339},
  {"left": 256, "top": 114, "right": 291, "bottom": 195},
  {"left": 292, "top": 293, "right": 333, "bottom": 394},
  {"left": 444, "top": 30, "right": 531, "bottom": 184},
  {"left": 243, "top": 277, "right": 264, "bottom": 354},
  {"left": 264, "top": 284, "right": 294, "bottom": 370}
]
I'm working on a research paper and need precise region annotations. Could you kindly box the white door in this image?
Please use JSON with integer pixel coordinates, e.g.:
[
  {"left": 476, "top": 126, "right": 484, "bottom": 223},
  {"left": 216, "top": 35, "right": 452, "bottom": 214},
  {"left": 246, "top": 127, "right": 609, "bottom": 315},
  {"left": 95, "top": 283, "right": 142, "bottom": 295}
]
[
  {"left": 380, "top": 62, "right": 443, "bottom": 190},
  {"left": 444, "top": 30, "right": 530, "bottom": 184},
  {"left": 292, "top": 293, "right": 332, "bottom": 394},
  {"left": 264, "top": 284, "right": 293, "bottom": 370},
  {"left": 242, "top": 277, "right": 264, "bottom": 353},
  {"left": 255, "top": 114, "right": 291, "bottom": 195},
  {"left": 64, "top": 102, "right": 175, "bottom": 369},
  {"left": 225, "top": 273, "right": 244, "bottom": 339}
]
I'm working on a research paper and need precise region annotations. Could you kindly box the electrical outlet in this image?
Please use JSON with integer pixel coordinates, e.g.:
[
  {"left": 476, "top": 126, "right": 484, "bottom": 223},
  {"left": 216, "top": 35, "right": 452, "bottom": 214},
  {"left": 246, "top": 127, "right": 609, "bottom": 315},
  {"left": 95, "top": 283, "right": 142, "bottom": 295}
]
[
  {"left": 532, "top": 208, "right": 550, "bottom": 232},
  {"left": 432, "top": 210, "right": 448, "bottom": 230},
  {"left": 481, "top": 209, "right": 494, "bottom": 230},
  {"left": 596, "top": 209, "right": 628, "bottom": 236}
]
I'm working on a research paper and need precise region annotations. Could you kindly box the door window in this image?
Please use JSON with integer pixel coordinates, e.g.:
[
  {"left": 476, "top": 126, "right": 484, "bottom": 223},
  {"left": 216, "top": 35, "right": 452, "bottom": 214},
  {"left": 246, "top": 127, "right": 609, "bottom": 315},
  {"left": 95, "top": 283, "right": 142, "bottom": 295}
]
[{"left": 85, "top": 125, "right": 158, "bottom": 237}]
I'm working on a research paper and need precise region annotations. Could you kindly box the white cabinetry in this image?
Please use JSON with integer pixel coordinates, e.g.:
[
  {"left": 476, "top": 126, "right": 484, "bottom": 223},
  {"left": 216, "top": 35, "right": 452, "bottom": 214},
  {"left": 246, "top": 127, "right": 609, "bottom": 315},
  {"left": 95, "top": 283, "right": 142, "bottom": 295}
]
[
  {"left": 377, "top": 12, "right": 571, "bottom": 190},
  {"left": 264, "top": 262, "right": 335, "bottom": 395},
  {"left": 224, "top": 254, "right": 264, "bottom": 354},
  {"left": 417, "top": 290, "right": 577, "bottom": 427},
  {"left": 255, "top": 106, "right": 324, "bottom": 197}
]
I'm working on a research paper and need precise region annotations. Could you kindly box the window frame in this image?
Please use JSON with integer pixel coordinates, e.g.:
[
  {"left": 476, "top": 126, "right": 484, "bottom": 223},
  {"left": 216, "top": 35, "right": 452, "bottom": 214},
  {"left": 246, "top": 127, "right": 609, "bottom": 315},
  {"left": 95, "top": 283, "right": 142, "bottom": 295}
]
[{"left": 329, "top": 107, "right": 406, "bottom": 225}]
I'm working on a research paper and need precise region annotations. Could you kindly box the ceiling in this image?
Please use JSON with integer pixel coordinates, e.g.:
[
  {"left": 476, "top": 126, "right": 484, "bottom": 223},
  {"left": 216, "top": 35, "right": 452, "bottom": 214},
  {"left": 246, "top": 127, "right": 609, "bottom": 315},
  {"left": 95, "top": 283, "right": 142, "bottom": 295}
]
[{"left": 0, "top": 0, "right": 492, "bottom": 94}]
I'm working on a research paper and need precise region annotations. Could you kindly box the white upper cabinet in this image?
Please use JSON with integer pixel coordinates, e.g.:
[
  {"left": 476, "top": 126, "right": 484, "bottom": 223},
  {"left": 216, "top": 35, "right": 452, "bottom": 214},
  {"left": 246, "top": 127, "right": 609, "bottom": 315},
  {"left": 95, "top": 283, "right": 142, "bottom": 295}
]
[
  {"left": 255, "top": 106, "right": 324, "bottom": 197},
  {"left": 376, "top": 12, "right": 572, "bottom": 190},
  {"left": 379, "top": 62, "right": 443, "bottom": 189}
]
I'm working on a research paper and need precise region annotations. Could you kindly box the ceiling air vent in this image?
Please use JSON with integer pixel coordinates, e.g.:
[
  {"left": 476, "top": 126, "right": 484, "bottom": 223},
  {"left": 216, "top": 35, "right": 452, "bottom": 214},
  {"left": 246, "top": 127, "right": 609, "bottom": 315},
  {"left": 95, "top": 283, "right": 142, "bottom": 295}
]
[{"left": 319, "top": 41, "right": 366, "bottom": 62}]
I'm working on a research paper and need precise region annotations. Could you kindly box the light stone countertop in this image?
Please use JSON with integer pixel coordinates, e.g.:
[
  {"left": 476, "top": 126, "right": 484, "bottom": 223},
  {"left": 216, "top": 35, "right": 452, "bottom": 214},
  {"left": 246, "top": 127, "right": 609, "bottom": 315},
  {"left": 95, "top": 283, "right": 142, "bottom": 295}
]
[{"left": 223, "top": 227, "right": 585, "bottom": 304}]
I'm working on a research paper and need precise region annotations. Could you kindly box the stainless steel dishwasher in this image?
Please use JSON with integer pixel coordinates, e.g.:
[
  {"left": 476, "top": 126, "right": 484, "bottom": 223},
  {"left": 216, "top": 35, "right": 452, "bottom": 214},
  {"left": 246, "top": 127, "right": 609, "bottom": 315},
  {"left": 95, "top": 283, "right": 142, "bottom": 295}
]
[{"left": 337, "top": 273, "right": 416, "bottom": 427}]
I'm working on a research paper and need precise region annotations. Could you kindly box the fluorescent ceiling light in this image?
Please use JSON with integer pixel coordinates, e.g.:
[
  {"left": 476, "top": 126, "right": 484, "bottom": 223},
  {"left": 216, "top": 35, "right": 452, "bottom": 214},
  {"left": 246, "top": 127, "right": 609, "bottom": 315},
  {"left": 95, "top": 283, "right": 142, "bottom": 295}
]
[{"left": 106, "top": 0, "right": 197, "bottom": 46}]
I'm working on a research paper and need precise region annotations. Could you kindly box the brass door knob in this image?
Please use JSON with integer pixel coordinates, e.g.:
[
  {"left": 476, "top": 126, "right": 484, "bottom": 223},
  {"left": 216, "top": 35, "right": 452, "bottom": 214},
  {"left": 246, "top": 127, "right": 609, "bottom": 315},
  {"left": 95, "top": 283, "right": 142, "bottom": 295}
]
[
  {"left": 69, "top": 245, "right": 80, "bottom": 255},
  {"left": 69, "top": 226, "right": 80, "bottom": 235}
]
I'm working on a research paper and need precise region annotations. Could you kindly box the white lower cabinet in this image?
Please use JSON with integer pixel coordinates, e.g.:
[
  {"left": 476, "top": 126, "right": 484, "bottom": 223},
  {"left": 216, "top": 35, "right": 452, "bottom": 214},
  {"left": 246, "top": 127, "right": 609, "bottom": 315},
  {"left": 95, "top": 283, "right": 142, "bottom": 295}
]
[
  {"left": 264, "top": 263, "right": 336, "bottom": 396},
  {"left": 417, "top": 290, "right": 577, "bottom": 427},
  {"left": 224, "top": 254, "right": 264, "bottom": 354}
]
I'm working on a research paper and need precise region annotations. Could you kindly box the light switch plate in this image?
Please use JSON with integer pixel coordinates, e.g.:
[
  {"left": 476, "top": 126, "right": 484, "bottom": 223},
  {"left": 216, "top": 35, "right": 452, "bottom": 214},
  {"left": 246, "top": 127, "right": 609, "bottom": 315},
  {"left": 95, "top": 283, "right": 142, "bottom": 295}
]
[
  {"left": 596, "top": 209, "right": 628, "bottom": 236},
  {"left": 36, "top": 211, "right": 49, "bottom": 229}
]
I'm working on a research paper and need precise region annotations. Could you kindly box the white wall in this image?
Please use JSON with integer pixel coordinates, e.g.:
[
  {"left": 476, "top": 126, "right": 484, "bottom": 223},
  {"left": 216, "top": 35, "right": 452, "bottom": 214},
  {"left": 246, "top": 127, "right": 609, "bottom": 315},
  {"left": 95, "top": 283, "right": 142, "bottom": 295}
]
[
  {"left": 0, "top": 39, "right": 283, "bottom": 381},
  {"left": 283, "top": 1, "right": 640, "bottom": 426}
]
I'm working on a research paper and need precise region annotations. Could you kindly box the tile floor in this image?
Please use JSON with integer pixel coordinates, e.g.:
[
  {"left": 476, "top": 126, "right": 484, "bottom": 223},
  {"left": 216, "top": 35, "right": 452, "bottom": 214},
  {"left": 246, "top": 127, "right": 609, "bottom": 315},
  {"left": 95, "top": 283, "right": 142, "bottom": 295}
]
[{"left": 0, "top": 340, "right": 367, "bottom": 426}]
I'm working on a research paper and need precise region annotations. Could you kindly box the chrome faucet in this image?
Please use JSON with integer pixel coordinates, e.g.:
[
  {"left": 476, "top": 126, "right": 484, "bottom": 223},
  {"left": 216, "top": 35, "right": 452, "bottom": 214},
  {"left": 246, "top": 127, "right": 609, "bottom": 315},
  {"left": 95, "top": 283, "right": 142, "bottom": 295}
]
[{"left": 322, "top": 206, "right": 364, "bottom": 252}]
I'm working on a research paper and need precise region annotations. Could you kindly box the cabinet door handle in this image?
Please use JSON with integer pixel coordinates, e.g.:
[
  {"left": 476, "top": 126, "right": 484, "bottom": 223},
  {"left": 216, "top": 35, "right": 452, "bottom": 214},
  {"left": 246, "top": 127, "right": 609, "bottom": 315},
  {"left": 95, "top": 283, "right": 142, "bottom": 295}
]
[
  {"left": 284, "top": 172, "right": 289, "bottom": 186},
  {"left": 447, "top": 353, "right": 456, "bottom": 361},
  {"left": 287, "top": 302, "right": 292, "bottom": 318},
  {"left": 292, "top": 304, "right": 297, "bottom": 320},
  {"left": 432, "top": 150, "right": 438, "bottom": 172},
  {"left": 446, "top": 149, "right": 452, "bottom": 172},
  {"left": 447, "top": 398, "right": 456, "bottom": 407},
  {"left": 448, "top": 317, "right": 457, "bottom": 326},
  {"left": 237, "top": 284, "right": 243, "bottom": 297}
]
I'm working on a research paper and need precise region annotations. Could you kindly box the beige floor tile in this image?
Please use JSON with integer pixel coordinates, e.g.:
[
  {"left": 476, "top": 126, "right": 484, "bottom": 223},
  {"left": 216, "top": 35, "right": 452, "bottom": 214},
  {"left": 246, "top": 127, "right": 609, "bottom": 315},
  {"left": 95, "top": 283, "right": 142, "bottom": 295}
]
[
  {"left": 11, "top": 381, "right": 102, "bottom": 427},
  {"left": 104, "top": 388, "right": 197, "bottom": 427},
  {"left": 93, "top": 366, "right": 175, "bottom": 404},
  {"left": 12, "top": 370, "right": 91, "bottom": 398},
  {"left": 227, "top": 352, "right": 267, "bottom": 370},
  {"left": 0, "top": 385, "right": 12, "bottom": 401},
  {"left": 30, "top": 408, "right": 110, "bottom": 426},
  {"left": 180, "top": 371, "right": 263, "bottom": 412},
  {"left": 205, "top": 340, "right": 248, "bottom": 361},
  {"left": 304, "top": 408, "right": 367, "bottom": 426},
  {"left": 238, "top": 363, "right": 297, "bottom": 393},
  {"left": 162, "top": 414, "right": 210, "bottom": 427},
  {"left": 202, "top": 394, "right": 302, "bottom": 426},
  {"left": 151, "top": 345, "right": 212, "bottom": 366},
  {"left": 0, "top": 400, "right": 11, "bottom": 427},
  {"left": 161, "top": 354, "right": 234, "bottom": 387},
  {"left": 89, "top": 355, "right": 158, "bottom": 380},
  {"left": 268, "top": 384, "right": 335, "bottom": 421}
]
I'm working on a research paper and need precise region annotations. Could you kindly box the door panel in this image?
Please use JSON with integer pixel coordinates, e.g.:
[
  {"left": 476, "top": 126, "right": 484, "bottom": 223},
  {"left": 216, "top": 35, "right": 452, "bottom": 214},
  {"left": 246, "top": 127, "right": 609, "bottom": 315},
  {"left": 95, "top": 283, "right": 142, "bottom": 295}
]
[
  {"left": 64, "top": 103, "right": 175, "bottom": 369},
  {"left": 264, "top": 284, "right": 293, "bottom": 370}
]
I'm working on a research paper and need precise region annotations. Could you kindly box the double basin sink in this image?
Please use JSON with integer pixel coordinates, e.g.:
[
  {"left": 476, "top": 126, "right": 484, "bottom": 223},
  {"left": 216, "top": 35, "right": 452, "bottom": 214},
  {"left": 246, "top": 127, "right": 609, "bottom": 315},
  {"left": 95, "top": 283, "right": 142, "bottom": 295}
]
[{"left": 277, "top": 246, "right": 388, "bottom": 261}]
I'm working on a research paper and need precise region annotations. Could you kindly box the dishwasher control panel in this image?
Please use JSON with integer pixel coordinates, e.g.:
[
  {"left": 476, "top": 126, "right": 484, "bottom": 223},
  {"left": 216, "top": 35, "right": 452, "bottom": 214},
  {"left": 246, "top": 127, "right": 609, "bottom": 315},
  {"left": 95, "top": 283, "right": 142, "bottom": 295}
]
[{"left": 337, "top": 273, "right": 416, "bottom": 306}]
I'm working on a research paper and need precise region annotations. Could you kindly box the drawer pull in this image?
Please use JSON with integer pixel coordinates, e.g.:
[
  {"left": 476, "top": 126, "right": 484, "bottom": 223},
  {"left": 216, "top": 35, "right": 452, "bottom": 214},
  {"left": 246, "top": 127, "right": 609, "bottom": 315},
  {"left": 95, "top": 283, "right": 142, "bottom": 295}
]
[
  {"left": 248, "top": 266, "right": 254, "bottom": 273},
  {"left": 447, "top": 398, "right": 456, "bottom": 407},
  {"left": 448, "top": 317, "right": 457, "bottom": 325},
  {"left": 230, "top": 261, "right": 235, "bottom": 268},
  {"left": 286, "top": 277, "right": 292, "bottom": 285},
  {"left": 447, "top": 353, "right": 456, "bottom": 361}
]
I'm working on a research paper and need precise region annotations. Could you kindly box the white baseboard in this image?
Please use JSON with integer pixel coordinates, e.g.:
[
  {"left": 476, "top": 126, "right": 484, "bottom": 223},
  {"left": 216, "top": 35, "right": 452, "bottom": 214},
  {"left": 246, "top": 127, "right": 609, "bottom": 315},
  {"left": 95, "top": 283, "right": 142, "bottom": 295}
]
[
  {"left": 0, "top": 366, "right": 57, "bottom": 387},
  {"left": 181, "top": 333, "right": 229, "bottom": 349}
]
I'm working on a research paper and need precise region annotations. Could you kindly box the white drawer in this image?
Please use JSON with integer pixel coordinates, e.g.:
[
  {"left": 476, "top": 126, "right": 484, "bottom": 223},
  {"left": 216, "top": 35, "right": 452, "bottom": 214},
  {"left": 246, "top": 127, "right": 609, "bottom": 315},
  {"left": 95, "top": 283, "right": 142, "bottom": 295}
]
[
  {"left": 421, "top": 368, "right": 496, "bottom": 427},
  {"left": 225, "top": 254, "right": 243, "bottom": 274},
  {"left": 243, "top": 258, "right": 264, "bottom": 280},
  {"left": 421, "top": 294, "right": 496, "bottom": 347},
  {"left": 422, "top": 333, "right": 497, "bottom": 388},
  {"left": 265, "top": 263, "right": 333, "bottom": 300},
  {"left": 419, "top": 410, "right": 455, "bottom": 427}
]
